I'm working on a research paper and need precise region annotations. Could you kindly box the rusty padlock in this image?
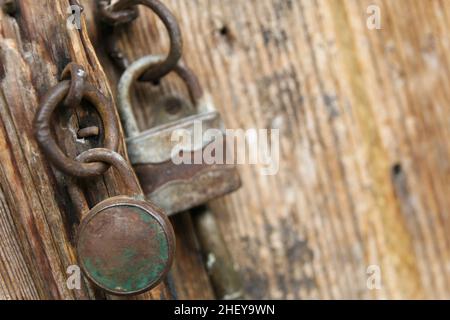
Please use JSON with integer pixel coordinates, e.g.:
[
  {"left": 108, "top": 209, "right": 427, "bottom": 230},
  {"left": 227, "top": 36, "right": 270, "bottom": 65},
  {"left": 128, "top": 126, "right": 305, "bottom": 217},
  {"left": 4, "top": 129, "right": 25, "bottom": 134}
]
[
  {"left": 75, "top": 148, "right": 175, "bottom": 295},
  {"left": 117, "top": 55, "right": 241, "bottom": 215}
]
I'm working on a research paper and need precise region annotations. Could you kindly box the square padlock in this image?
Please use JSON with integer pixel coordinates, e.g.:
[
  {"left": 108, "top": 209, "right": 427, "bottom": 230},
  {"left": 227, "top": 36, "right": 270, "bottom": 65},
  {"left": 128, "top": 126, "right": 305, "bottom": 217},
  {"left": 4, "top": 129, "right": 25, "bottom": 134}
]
[{"left": 118, "top": 55, "right": 241, "bottom": 215}]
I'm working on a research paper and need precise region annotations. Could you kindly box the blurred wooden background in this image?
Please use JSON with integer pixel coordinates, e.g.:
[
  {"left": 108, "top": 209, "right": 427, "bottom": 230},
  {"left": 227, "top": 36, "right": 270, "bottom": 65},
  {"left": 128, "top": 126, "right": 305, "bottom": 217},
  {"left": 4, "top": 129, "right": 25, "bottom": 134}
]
[{"left": 1, "top": 0, "right": 449, "bottom": 299}]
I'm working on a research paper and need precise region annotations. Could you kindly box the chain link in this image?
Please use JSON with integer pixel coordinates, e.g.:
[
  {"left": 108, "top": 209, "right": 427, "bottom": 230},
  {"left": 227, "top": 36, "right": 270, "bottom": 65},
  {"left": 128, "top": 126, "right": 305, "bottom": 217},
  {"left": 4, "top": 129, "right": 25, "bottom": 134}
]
[
  {"left": 60, "top": 62, "right": 87, "bottom": 108},
  {"left": 98, "top": 0, "right": 139, "bottom": 25},
  {"left": 98, "top": 0, "right": 183, "bottom": 82},
  {"left": 34, "top": 65, "right": 120, "bottom": 177},
  {"left": 35, "top": 2, "right": 188, "bottom": 177}
]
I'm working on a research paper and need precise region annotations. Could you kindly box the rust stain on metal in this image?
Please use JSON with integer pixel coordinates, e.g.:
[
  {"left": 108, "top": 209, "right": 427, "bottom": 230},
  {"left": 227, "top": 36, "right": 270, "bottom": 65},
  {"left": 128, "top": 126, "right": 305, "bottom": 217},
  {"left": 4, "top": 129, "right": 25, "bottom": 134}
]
[
  {"left": 60, "top": 62, "right": 86, "bottom": 108},
  {"left": 77, "top": 196, "right": 175, "bottom": 295},
  {"left": 98, "top": 0, "right": 139, "bottom": 26},
  {"left": 34, "top": 80, "right": 119, "bottom": 177},
  {"left": 98, "top": 0, "right": 183, "bottom": 82},
  {"left": 134, "top": 138, "right": 241, "bottom": 215},
  {"left": 74, "top": 149, "right": 175, "bottom": 295},
  {"left": 34, "top": 63, "right": 176, "bottom": 297},
  {"left": 117, "top": 55, "right": 241, "bottom": 215}
]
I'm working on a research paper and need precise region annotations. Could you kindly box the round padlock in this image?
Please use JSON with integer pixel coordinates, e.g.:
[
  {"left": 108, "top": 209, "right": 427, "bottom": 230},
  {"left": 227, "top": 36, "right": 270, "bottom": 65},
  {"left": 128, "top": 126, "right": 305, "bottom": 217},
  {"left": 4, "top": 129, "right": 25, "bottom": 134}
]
[{"left": 75, "top": 149, "right": 175, "bottom": 295}]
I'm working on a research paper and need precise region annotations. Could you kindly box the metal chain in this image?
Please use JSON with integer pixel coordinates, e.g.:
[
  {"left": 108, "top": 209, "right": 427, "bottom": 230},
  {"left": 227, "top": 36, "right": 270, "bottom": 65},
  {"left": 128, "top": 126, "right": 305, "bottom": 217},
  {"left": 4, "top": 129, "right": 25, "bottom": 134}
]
[
  {"left": 60, "top": 62, "right": 87, "bottom": 108},
  {"left": 34, "top": 64, "right": 120, "bottom": 178},
  {"left": 75, "top": 148, "right": 142, "bottom": 196},
  {"left": 98, "top": 0, "right": 139, "bottom": 25},
  {"left": 98, "top": 0, "right": 183, "bottom": 82}
]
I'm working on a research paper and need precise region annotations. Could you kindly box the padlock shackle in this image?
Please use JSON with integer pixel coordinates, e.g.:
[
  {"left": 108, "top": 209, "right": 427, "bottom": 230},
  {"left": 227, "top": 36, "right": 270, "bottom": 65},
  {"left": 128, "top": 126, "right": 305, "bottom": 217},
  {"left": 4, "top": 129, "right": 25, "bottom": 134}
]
[
  {"left": 75, "top": 148, "right": 142, "bottom": 197},
  {"left": 117, "top": 55, "right": 205, "bottom": 139},
  {"left": 173, "top": 62, "right": 203, "bottom": 103}
]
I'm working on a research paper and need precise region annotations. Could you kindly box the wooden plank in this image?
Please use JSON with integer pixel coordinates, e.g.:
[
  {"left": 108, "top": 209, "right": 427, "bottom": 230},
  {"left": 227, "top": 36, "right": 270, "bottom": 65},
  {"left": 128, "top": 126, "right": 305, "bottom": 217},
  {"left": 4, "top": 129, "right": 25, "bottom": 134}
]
[
  {"left": 0, "top": 0, "right": 172, "bottom": 299},
  {"left": 80, "top": 0, "right": 450, "bottom": 299}
]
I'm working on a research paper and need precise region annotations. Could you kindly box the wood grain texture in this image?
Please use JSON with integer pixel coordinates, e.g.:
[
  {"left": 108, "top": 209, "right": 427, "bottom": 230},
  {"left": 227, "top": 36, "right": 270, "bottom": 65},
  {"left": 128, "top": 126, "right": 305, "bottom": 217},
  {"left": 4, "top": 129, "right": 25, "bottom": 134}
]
[
  {"left": 82, "top": 0, "right": 450, "bottom": 299},
  {"left": 0, "top": 0, "right": 172, "bottom": 300}
]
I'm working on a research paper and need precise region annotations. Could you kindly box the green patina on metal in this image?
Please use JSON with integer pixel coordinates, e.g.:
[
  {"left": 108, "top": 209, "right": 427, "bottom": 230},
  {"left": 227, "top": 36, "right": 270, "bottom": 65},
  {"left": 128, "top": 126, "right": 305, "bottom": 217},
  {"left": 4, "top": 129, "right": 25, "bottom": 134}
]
[
  {"left": 140, "top": 209, "right": 170, "bottom": 262},
  {"left": 81, "top": 207, "right": 170, "bottom": 293}
]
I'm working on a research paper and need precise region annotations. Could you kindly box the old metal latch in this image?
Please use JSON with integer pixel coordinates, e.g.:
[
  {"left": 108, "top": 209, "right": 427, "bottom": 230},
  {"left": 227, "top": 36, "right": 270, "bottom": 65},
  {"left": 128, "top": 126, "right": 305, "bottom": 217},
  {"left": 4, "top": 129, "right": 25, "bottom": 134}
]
[
  {"left": 34, "top": 63, "right": 175, "bottom": 296},
  {"left": 75, "top": 149, "right": 175, "bottom": 295}
]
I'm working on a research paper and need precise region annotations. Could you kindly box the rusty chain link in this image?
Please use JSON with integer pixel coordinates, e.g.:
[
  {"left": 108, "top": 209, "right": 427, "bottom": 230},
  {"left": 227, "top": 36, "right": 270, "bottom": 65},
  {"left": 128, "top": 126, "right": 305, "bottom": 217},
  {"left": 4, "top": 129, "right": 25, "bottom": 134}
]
[
  {"left": 34, "top": 64, "right": 120, "bottom": 177},
  {"left": 98, "top": 0, "right": 183, "bottom": 82},
  {"left": 98, "top": 0, "right": 139, "bottom": 26},
  {"left": 61, "top": 62, "right": 87, "bottom": 108},
  {"left": 75, "top": 148, "right": 142, "bottom": 196}
]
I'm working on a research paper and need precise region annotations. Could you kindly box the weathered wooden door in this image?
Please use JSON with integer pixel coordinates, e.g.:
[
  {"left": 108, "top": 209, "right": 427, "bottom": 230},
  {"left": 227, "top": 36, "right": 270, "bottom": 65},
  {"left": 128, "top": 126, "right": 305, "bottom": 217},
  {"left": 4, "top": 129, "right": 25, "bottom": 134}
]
[{"left": 1, "top": 0, "right": 449, "bottom": 299}]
